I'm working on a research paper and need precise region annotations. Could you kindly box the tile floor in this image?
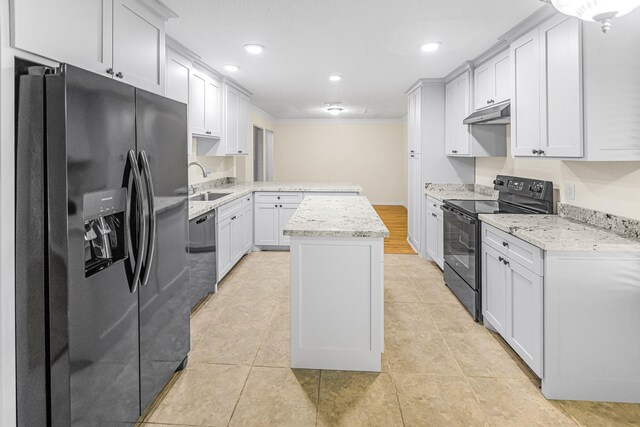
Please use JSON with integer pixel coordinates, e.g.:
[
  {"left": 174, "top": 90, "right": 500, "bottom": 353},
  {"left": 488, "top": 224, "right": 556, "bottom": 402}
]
[{"left": 140, "top": 252, "right": 640, "bottom": 427}]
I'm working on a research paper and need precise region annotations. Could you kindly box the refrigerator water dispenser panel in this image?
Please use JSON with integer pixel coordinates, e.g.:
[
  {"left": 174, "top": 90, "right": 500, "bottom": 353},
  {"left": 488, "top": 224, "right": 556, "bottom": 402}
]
[{"left": 83, "top": 188, "right": 128, "bottom": 277}]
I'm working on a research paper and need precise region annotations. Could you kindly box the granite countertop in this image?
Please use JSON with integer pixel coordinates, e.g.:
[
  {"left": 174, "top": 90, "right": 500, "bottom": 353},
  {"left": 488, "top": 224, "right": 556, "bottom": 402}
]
[
  {"left": 478, "top": 214, "right": 640, "bottom": 252},
  {"left": 283, "top": 196, "right": 389, "bottom": 239},
  {"left": 425, "top": 183, "right": 498, "bottom": 202},
  {"left": 188, "top": 182, "right": 363, "bottom": 220}
]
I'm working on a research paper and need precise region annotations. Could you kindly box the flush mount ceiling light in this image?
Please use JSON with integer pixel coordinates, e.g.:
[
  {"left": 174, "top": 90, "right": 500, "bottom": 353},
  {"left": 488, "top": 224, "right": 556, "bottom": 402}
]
[
  {"left": 420, "top": 42, "right": 441, "bottom": 53},
  {"left": 329, "top": 74, "right": 342, "bottom": 82},
  {"left": 223, "top": 64, "right": 239, "bottom": 72},
  {"left": 243, "top": 44, "right": 264, "bottom": 54},
  {"left": 325, "top": 103, "right": 344, "bottom": 115},
  {"left": 550, "top": 0, "right": 640, "bottom": 33}
]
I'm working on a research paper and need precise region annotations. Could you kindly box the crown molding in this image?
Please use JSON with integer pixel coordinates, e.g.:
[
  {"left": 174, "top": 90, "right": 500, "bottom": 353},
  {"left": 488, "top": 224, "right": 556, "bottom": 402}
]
[
  {"left": 405, "top": 78, "right": 445, "bottom": 94},
  {"left": 273, "top": 117, "right": 406, "bottom": 125},
  {"left": 165, "top": 35, "right": 201, "bottom": 63},
  {"left": 192, "top": 59, "right": 224, "bottom": 81},
  {"left": 497, "top": 4, "right": 559, "bottom": 44},
  {"left": 444, "top": 61, "right": 474, "bottom": 83},
  {"left": 135, "top": 0, "right": 178, "bottom": 21},
  {"left": 223, "top": 77, "right": 253, "bottom": 97}
]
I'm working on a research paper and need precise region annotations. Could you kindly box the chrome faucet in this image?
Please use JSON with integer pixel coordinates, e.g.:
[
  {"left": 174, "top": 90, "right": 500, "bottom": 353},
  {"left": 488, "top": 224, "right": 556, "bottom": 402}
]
[{"left": 188, "top": 161, "right": 210, "bottom": 178}]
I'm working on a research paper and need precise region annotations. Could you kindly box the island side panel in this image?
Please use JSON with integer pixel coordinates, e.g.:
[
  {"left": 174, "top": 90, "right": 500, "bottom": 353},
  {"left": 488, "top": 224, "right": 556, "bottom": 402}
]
[
  {"left": 542, "top": 251, "right": 640, "bottom": 403},
  {"left": 290, "top": 236, "right": 384, "bottom": 372}
]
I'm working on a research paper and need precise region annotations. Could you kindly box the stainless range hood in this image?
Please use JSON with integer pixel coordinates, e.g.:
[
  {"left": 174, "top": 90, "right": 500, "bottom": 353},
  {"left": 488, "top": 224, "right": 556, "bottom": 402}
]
[{"left": 463, "top": 103, "right": 510, "bottom": 125}]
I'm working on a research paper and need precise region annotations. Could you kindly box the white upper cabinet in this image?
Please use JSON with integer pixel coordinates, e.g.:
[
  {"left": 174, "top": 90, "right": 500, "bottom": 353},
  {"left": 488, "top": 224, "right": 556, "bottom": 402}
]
[
  {"left": 474, "top": 50, "right": 510, "bottom": 110},
  {"left": 511, "top": 15, "right": 583, "bottom": 158},
  {"left": 165, "top": 49, "right": 190, "bottom": 104},
  {"left": 12, "top": 0, "right": 112, "bottom": 73},
  {"left": 112, "top": 0, "right": 165, "bottom": 94},
  {"left": 12, "top": 0, "right": 175, "bottom": 95},
  {"left": 223, "top": 84, "right": 250, "bottom": 155},
  {"left": 190, "top": 68, "right": 221, "bottom": 139},
  {"left": 445, "top": 72, "right": 471, "bottom": 156},
  {"left": 407, "top": 87, "right": 422, "bottom": 154},
  {"left": 446, "top": 71, "right": 506, "bottom": 157},
  {"left": 511, "top": 27, "right": 541, "bottom": 157}
]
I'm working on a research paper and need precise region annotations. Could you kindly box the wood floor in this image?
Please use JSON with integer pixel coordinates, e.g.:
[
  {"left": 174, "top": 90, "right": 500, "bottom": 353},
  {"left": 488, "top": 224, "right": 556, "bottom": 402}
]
[{"left": 373, "top": 205, "right": 416, "bottom": 255}]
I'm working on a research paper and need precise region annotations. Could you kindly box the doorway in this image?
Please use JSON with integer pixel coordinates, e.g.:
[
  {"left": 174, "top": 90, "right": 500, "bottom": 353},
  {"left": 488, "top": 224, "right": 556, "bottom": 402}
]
[{"left": 253, "top": 126, "right": 274, "bottom": 182}]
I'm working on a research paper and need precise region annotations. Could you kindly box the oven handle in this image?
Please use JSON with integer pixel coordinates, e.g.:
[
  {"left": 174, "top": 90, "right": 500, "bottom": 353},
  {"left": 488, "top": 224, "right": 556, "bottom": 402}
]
[{"left": 442, "top": 205, "right": 476, "bottom": 224}]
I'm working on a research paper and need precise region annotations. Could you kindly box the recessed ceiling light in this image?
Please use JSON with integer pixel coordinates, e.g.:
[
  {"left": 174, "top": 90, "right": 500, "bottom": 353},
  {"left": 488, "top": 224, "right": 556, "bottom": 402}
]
[
  {"left": 329, "top": 74, "right": 342, "bottom": 82},
  {"left": 243, "top": 44, "right": 264, "bottom": 54},
  {"left": 326, "top": 103, "right": 344, "bottom": 115},
  {"left": 421, "top": 42, "right": 442, "bottom": 53},
  {"left": 223, "top": 64, "right": 239, "bottom": 72}
]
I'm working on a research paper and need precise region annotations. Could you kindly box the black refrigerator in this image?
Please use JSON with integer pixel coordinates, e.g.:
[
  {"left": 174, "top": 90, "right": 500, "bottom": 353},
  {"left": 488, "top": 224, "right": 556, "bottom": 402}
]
[{"left": 15, "top": 63, "right": 190, "bottom": 426}]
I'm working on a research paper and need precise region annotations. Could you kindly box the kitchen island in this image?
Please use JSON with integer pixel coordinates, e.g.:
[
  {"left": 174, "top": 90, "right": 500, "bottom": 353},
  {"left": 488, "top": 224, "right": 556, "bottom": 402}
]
[{"left": 283, "top": 196, "right": 389, "bottom": 372}]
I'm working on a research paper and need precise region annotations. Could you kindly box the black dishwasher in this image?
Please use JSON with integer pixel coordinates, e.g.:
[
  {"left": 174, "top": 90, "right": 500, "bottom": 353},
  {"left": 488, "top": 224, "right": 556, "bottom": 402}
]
[{"left": 188, "top": 211, "right": 217, "bottom": 309}]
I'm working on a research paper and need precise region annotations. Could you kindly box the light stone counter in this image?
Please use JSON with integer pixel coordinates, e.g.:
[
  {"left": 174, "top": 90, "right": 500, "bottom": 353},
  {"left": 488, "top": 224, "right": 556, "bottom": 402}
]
[
  {"left": 425, "top": 183, "right": 498, "bottom": 202},
  {"left": 283, "top": 196, "right": 389, "bottom": 239},
  {"left": 478, "top": 214, "right": 640, "bottom": 252},
  {"left": 188, "top": 182, "right": 363, "bottom": 220}
]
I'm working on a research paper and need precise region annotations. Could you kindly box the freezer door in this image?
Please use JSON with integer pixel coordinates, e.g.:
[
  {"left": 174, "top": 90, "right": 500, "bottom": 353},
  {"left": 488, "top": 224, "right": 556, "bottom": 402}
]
[
  {"left": 135, "top": 89, "right": 190, "bottom": 413},
  {"left": 46, "top": 64, "right": 141, "bottom": 425}
]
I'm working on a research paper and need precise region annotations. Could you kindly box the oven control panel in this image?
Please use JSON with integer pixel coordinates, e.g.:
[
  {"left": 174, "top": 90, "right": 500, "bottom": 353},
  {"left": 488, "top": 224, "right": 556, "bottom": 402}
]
[{"left": 493, "top": 175, "right": 553, "bottom": 200}]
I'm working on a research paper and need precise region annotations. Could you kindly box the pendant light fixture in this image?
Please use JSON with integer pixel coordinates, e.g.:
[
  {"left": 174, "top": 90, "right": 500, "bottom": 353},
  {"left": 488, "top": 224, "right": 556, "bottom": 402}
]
[{"left": 550, "top": 0, "right": 640, "bottom": 33}]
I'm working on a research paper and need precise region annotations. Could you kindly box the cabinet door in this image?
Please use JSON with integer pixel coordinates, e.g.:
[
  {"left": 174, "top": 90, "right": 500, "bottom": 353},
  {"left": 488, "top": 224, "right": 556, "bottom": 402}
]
[
  {"left": 190, "top": 70, "right": 207, "bottom": 136},
  {"left": 225, "top": 86, "right": 240, "bottom": 153},
  {"left": 254, "top": 204, "right": 280, "bottom": 246},
  {"left": 407, "top": 154, "right": 421, "bottom": 251},
  {"left": 112, "top": 0, "right": 165, "bottom": 94},
  {"left": 217, "top": 217, "right": 233, "bottom": 279},
  {"left": 241, "top": 206, "right": 253, "bottom": 252},
  {"left": 506, "top": 260, "right": 543, "bottom": 377},
  {"left": 436, "top": 214, "right": 444, "bottom": 269},
  {"left": 511, "top": 27, "right": 541, "bottom": 157},
  {"left": 492, "top": 50, "right": 511, "bottom": 105},
  {"left": 482, "top": 244, "right": 507, "bottom": 334},
  {"left": 278, "top": 204, "right": 299, "bottom": 246},
  {"left": 454, "top": 74, "right": 471, "bottom": 155},
  {"left": 237, "top": 94, "right": 250, "bottom": 154},
  {"left": 12, "top": 0, "right": 113, "bottom": 76},
  {"left": 230, "top": 214, "right": 244, "bottom": 263},
  {"left": 445, "top": 82, "right": 457, "bottom": 155},
  {"left": 540, "top": 16, "right": 583, "bottom": 158},
  {"left": 426, "top": 209, "right": 438, "bottom": 261},
  {"left": 408, "top": 88, "right": 422, "bottom": 154},
  {"left": 205, "top": 79, "right": 221, "bottom": 137},
  {"left": 474, "top": 63, "right": 492, "bottom": 110},
  {"left": 166, "top": 49, "right": 190, "bottom": 103}
]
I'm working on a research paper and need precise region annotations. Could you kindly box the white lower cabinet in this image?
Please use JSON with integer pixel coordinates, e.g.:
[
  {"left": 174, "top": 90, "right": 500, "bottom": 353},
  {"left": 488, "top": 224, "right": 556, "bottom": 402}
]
[
  {"left": 425, "top": 196, "right": 444, "bottom": 269},
  {"left": 254, "top": 193, "right": 302, "bottom": 247},
  {"left": 216, "top": 196, "right": 253, "bottom": 280},
  {"left": 482, "top": 223, "right": 543, "bottom": 377},
  {"left": 407, "top": 154, "right": 422, "bottom": 252}
]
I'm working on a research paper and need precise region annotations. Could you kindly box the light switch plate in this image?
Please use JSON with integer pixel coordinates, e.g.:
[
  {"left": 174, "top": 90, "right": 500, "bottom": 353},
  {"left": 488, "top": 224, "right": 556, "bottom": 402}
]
[{"left": 565, "top": 183, "right": 576, "bottom": 201}]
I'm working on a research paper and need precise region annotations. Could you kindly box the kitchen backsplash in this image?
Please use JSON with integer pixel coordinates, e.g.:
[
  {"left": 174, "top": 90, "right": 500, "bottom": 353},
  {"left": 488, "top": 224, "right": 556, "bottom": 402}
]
[
  {"left": 188, "top": 139, "right": 235, "bottom": 184},
  {"left": 559, "top": 203, "right": 640, "bottom": 240}
]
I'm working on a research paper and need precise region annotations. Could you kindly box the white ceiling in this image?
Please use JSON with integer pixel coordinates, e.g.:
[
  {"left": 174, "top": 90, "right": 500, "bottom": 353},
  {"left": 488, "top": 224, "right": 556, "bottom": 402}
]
[{"left": 163, "top": 0, "right": 544, "bottom": 119}]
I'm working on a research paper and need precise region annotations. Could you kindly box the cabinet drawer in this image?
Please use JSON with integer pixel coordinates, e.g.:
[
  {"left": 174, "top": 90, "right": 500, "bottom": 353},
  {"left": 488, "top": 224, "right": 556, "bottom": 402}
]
[
  {"left": 217, "top": 197, "right": 244, "bottom": 222},
  {"left": 481, "top": 223, "right": 543, "bottom": 275},
  {"left": 255, "top": 192, "right": 303, "bottom": 204},
  {"left": 426, "top": 196, "right": 443, "bottom": 211}
]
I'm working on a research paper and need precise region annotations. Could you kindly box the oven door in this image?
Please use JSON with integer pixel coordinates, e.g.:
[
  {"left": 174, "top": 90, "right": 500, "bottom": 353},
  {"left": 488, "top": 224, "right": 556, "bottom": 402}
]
[{"left": 442, "top": 205, "right": 478, "bottom": 289}]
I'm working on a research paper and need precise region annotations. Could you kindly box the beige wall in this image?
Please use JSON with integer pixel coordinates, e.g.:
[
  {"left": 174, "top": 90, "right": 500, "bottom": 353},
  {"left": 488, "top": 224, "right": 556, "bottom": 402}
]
[
  {"left": 272, "top": 120, "right": 407, "bottom": 205},
  {"left": 476, "top": 131, "right": 640, "bottom": 220},
  {"left": 237, "top": 107, "right": 276, "bottom": 182}
]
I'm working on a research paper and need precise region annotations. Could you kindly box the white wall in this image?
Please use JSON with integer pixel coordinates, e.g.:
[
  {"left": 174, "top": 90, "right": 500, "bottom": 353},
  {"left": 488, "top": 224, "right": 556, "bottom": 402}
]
[
  {"left": 476, "top": 131, "right": 640, "bottom": 220},
  {"left": 273, "top": 120, "right": 407, "bottom": 205}
]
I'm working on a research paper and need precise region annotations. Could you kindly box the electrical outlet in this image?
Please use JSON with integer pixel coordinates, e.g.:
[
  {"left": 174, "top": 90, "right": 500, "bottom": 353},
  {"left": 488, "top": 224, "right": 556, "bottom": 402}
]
[{"left": 565, "top": 183, "right": 576, "bottom": 201}]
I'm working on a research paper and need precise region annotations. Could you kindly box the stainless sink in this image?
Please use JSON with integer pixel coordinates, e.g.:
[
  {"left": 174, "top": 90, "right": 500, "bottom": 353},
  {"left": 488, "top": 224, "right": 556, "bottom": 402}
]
[{"left": 189, "top": 192, "right": 231, "bottom": 202}]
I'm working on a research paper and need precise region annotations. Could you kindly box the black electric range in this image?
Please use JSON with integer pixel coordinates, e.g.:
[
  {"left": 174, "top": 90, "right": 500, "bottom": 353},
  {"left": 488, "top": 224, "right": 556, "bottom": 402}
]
[{"left": 441, "top": 175, "right": 554, "bottom": 321}]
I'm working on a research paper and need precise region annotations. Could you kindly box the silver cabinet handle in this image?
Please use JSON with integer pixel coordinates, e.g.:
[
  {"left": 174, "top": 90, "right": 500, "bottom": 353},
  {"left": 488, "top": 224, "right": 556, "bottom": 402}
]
[
  {"left": 139, "top": 150, "right": 156, "bottom": 288},
  {"left": 115, "top": 71, "right": 124, "bottom": 79}
]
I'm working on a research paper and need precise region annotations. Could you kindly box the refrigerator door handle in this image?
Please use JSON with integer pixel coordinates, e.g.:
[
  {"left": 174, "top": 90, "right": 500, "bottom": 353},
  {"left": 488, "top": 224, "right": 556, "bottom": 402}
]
[
  {"left": 127, "top": 150, "right": 147, "bottom": 293},
  {"left": 139, "top": 150, "right": 156, "bottom": 287}
]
